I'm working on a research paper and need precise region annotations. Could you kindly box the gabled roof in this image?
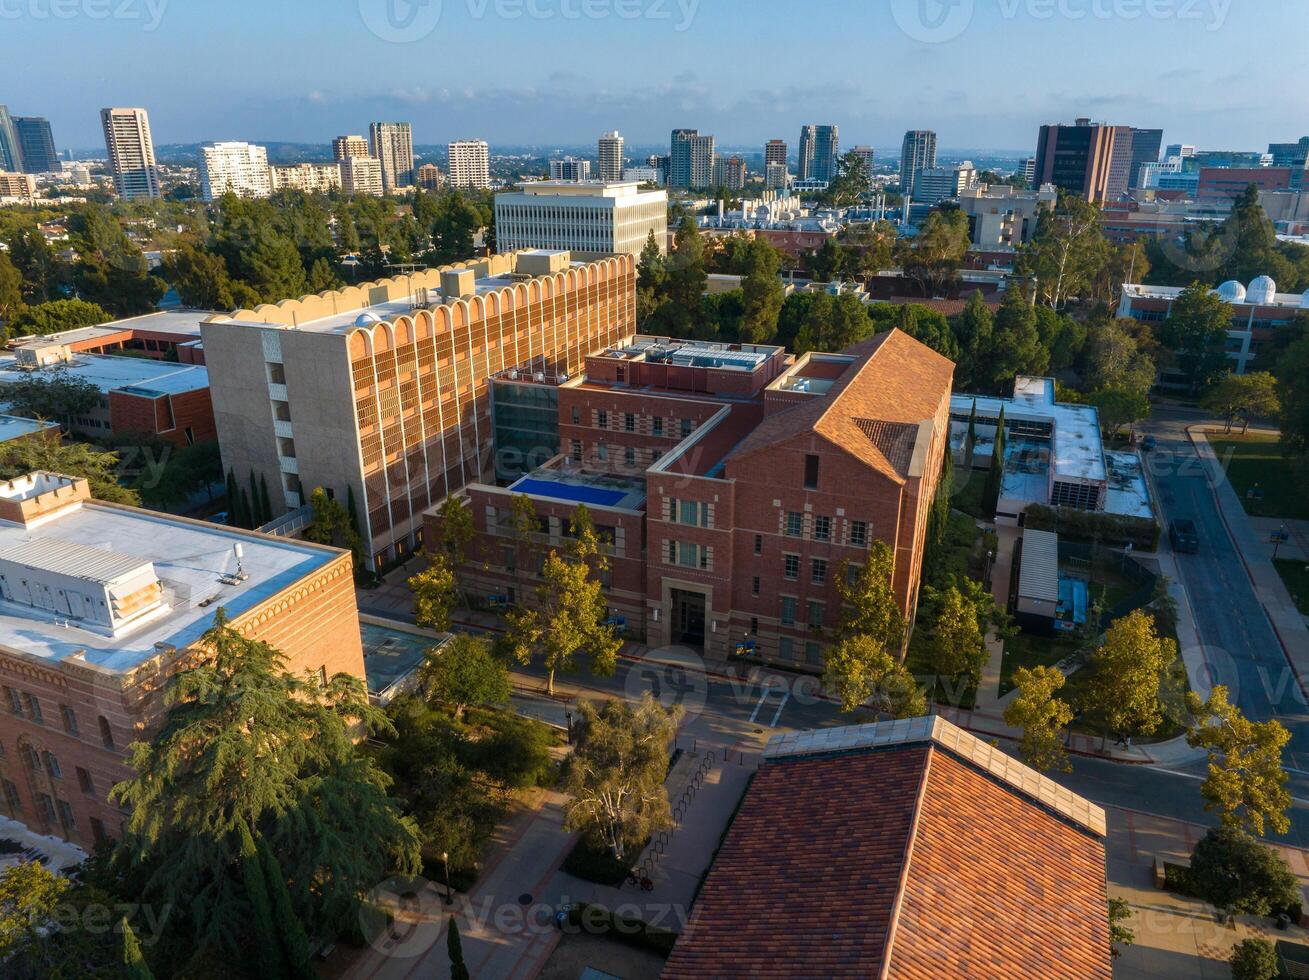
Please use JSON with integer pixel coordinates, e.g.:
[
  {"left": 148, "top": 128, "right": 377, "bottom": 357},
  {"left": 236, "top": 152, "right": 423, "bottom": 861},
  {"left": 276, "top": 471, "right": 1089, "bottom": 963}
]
[
  {"left": 663, "top": 717, "right": 1111, "bottom": 980},
  {"left": 726, "top": 329, "right": 955, "bottom": 482}
]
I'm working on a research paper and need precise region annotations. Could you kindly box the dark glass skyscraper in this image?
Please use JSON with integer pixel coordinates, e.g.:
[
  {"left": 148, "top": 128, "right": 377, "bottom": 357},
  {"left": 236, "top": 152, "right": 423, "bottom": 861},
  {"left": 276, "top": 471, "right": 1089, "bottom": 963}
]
[
  {"left": 15, "top": 117, "right": 58, "bottom": 173},
  {"left": 0, "top": 106, "right": 22, "bottom": 173}
]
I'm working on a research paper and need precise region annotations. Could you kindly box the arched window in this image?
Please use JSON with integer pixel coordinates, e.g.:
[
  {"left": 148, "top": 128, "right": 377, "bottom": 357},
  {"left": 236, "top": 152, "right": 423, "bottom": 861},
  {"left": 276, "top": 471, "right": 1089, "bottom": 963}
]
[{"left": 98, "top": 716, "right": 116, "bottom": 750}]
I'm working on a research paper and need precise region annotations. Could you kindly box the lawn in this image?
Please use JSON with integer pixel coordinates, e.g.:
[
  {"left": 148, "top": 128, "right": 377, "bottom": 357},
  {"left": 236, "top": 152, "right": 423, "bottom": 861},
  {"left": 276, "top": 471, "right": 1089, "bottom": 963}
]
[
  {"left": 999, "top": 631, "right": 1078, "bottom": 697},
  {"left": 1209, "top": 431, "right": 1309, "bottom": 521},
  {"left": 1276, "top": 559, "right": 1309, "bottom": 615}
]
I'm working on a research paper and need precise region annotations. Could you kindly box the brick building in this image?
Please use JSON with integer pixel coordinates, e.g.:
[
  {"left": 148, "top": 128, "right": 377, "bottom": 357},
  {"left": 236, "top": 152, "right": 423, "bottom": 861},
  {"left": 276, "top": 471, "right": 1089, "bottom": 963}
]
[
  {"left": 0, "top": 472, "right": 363, "bottom": 849},
  {"left": 441, "top": 328, "right": 953, "bottom": 669}
]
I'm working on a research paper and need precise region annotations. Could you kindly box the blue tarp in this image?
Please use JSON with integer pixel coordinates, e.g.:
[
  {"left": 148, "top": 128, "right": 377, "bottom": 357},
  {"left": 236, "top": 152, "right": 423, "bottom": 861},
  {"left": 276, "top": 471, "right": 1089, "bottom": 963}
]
[
  {"left": 512, "top": 479, "right": 626, "bottom": 507},
  {"left": 1054, "top": 577, "right": 1089, "bottom": 633}
]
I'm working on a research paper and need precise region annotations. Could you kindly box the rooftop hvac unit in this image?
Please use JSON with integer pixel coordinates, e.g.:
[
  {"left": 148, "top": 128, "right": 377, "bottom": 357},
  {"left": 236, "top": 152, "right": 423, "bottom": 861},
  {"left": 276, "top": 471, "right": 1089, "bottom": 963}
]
[{"left": 533, "top": 372, "right": 545, "bottom": 382}]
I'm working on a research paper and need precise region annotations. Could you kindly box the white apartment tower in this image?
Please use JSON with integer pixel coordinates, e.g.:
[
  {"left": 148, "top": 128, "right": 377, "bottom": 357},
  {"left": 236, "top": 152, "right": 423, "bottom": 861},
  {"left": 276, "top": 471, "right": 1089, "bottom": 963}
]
[
  {"left": 198, "top": 141, "right": 272, "bottom": 201},
  {"left": 495, "top": 181, "right": 668, "bottom": 260},
  {"left": 332, "top": 134, "right": 370, "bottom": 161},
  {"left": 100, "top": 107, "right": 160, "bottom": 200},
  {"left": 369, "top": 121, "right": 414, "bottom": 192},
  {"left": 270, "top": 163, "right": 343, "bottom": 194},
  {"left": 448, "top": 140, "right": 491, "bottom": 190},
  {"left": 340, "top": 155, "right": 384, "bottom": 196},
  {"left": 550, "top": 157, "right": 592, "bottom": 182},
  {"left": 598, "top": 131, "right": 624, "bottom": 183}
]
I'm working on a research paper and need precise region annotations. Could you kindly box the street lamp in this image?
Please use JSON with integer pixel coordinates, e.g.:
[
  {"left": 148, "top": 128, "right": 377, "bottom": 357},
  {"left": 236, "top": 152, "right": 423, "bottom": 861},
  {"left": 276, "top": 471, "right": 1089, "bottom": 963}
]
[
  {"left": 441, "top": 850, "right": 452, "bottom": 905},
  {"left": 985, "top": 549, "right": 995, "bottom": 588},
  {"left": 1273, "top": 524, "right": 1289, "bottom": 561}
]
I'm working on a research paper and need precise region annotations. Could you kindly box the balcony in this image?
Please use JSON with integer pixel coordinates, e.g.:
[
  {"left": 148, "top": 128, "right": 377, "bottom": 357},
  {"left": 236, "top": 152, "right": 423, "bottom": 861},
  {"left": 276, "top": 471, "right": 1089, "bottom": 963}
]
[{"left": 273, "top": 419, "right": 294, "bottom": 439}]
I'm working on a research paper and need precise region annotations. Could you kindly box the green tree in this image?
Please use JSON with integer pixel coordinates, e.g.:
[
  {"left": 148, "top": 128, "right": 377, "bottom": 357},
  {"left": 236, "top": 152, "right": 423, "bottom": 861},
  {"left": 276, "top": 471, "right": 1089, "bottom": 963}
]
[
  {"left": 6, "top": 297, "right": 107, "bottom": 337},
  {"left": 836, "top": 542, "right": 905, "bottom": 646},
  {"left": 1159, "top": 282, "right": 1232, "bottom": 393},
  {"left": 1229, "top": 938, "right": 1279, "bottom": 980},
  {"left": 663, "top": 218, "right": 708, "bottom": 335},
  {"left": 1004, "top": 665, "right": 1073, "bottom": 773},
  {"left": 1084, "top": 610, "right": 1177, "bottom": 748},
  {"left": 636, "top": 230, "right": 666, "bottom": 327},
  {"left": 1107, "top": 898, "right": 1135, "bottom": 959},
  {"left": 428, "top": 193, "right": 487, "bottom": 264},
  {"left": 409, "top": 553, "right": 457, "bottom": 633},
  {"left": 110, "top": 611, "right": 421, "bottom": 966},
  {"left": 1091, "top": 386, "right": 1150, "bottom": 439},
  {"left": 738, "top": 239, "right": 784, "bottom": 344},
  {"left": 1016, "top": 193, "right": 1107, "bottom": 309},
  {"left": 121, "top": 916, "right": 156, "bottom": 980},
  {"left": 950, "top": 291, "right": 994, "bottom": 389},
  {"left": 1202, "top": 372, "right": 1280, "bottom": 434},
  {"left": 981, "top": 288, "right": 1047, "bottom": 388},
  {"left": 921, "top": 583, "right": 989, "bottom": 686},
  {"left": 982, "top": 407, "right": 1006, "bottom": 516},
  {"left": 806, "top": 237, "right": 847, "bottom": 283},
  {"left": 258, "top": 835, "right": 314, "bottom": 980},
  {"left": 420, "top": 633, "right": 510, "bottom": 720},
  {"left": 0, "top": 430, "right": 137, "bottom": 504},
  {"left": 6, "top": 226, "right": 62, "bottom": 303},
  {"left": 1281, "top": 333, "right": 1309, "bottom": 465},
  {"left": 243, "top": 226, "right": 308, "bottom": 303},
  {"left": 1187, "top": 827, "right": 1300, "bottom": 918},
  {"left": 1186, "top": 685, "right": 1291, "bottom": 837},
  {"left": 1084, "top": 319, "right": 1156, "bottom": 395},
  {"left": 162, "top": 243, "right": 252, "bottom": 310},
  {"left": 507, "top": 491, "right": 541, "bottom": 599},
  {"left": 0, "top": 249, "right": 22, "bottom": 326},
  {"left": 824, "top": 150, "right": 873, "bottom": 207},
  {"left": 563, "top": 694, "right": 680, "bottom": 861},
  {"left": 896, "top": 209, "right": 970, "bottom": 298},
  {"left": 447, "top": 916, "right": 470, "bottom": 980},
  {"left": 0, "top": 860, "right": 68, "bottom": 960},
  {"left": 237, "top": 818, "right": 288, "bottom": 978},
  {"left": 434, "top": 494, "right": 475, "bottom": 566},
  {"left": 303, "top": 486, "right": 364, "bottom": 571},
  {"left": 506, "top": 504, "right": 620, "bottom": 695},
  {"left": 822, "top": 633, "right": 925, "bottom": 717},
  {"left": 0, "top": 370, "right": 99, "bottom": 425}
]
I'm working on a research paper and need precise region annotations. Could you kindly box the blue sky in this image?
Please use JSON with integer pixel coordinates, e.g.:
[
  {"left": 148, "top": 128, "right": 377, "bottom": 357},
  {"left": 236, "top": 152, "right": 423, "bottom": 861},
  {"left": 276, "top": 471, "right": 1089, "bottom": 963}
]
[{"left": 2, "top": 0, "right": 1305, "bottom": 154}]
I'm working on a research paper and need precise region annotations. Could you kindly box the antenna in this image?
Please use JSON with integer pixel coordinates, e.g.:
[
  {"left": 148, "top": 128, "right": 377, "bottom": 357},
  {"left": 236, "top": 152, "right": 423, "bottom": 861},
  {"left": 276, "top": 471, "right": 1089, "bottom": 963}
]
[{"left": 234, "top": 543, "right": 245, "bottom": 577}]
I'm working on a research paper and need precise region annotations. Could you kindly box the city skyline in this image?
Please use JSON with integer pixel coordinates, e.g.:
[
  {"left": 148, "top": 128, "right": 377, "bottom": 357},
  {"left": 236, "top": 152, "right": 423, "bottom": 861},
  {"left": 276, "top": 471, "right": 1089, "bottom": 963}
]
[{"left": 1, "top": 0, "right": 1304, "bottom": 153}]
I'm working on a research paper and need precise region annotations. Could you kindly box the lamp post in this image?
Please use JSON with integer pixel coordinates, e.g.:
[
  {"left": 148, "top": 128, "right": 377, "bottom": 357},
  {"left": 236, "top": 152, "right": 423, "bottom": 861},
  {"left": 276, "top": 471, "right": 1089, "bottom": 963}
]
[
  {"left": 985, "top": 549, "right": 995, "bottom": 589},
  {"left": 1273, "top": 524, "right": 1289, "bottom": 561},
  {"left": 441, "top": 850, "right": 452, "bottom": 905}
]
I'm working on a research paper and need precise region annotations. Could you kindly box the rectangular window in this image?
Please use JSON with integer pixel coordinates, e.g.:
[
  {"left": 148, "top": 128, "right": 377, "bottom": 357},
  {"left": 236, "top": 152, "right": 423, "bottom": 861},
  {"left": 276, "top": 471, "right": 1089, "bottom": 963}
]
[
  {"left": 780, "top": 596, "right": 797, "bottom": 626},
  {"left": 813, "top": 515, "right": 831, "bottom": 541},
  {"left": 667, "top": 541, "right": 709, "bottom": 570},
  {"left": 56, "top": 799, "right": 74, "bottom": 834},
  {"left": 804, "top": 454, "right": 820, "bottom": 490},
  {"left": 754, "top": 534, "right": 763, "bottom": 555},
  {"left": 44, "top": 752, "right": 61, "bottom": 780},
  {"left": 783, "top": 554, "right": 799, "bottom": 580},
  {"left": 680, "top": 419, "right": 693, "bottom": 439},
  {"left": 4, "top": 688, "right": 19, "bottom": 714},
  {"left": 785, "top": 512, "right": 803, "bottom": 537},
  {"left": 805, "top": 642, "right": 823, "bottom": 667},
  {"left": 670, "top": 498, "right": 709, "bottom": 528},
  {"left": 23, "top": 694, "right": 41, "bottom": 725},
  {"left": 77, "top": 767, "right": 94, "bottom": 795},
  {"left": 624, "top": 412, "right": 635, "bottom": 432},
  {"left": 60, "top": 705, "right": 78, "bottom": 735},
  {"left": 624, "top": 446, "right": 636, "bottom": 467},
  {"left": 570, "top": 439, "right": 583, "bottom": 461},
  {"left": 812, "top": 559, "right": 828, "bottom": 586},
  {"left": 752, "top": 576, "right": 760, "bottom": 596},
  {"left": 571, "top": 406, "right": 581, "bottom": 424},
  {"left": 846, "top": 563, "right": 862, "bottom": 587},
  {"left": 597, "top": 409, "right": 608, "bottom": 429},
  {"left": 850, "top": 520, "right": 868, "bottom": 547},
  {"left": 778, "top": 637, "right": 794, "bottom": 661},
  {"left": 36, "top": 793, "right": 55, "bottom": 825},
  {"left": 808, "top": 600, "right": 824, "bottom": 629},
  {"left": 90, "top": 817, "right": 106, "bottom": 843},
  {"left": 652, "top": 417, "right": 664, "bottom": 437}
]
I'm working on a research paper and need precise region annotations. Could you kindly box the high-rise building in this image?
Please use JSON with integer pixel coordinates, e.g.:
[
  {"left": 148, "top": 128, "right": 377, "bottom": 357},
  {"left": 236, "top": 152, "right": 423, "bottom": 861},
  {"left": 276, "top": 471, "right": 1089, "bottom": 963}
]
[
  {"left": 899, "top": 130, "right": 938, "bottom": 199},
  {"left": 14, "top": 117, "right": 57, "bottom": 174},
  {"left": 415, "top": 163, "right": 445, "bottom": 190},
  {"left": 495, "top": 181, "right": 668, "bottom": 260},
  {"left": 765, "top": 139, "right": 787, "bottom": 168},
  {"left": 1023, "top": 157, "right": 1037, "bottom": 186},
  {"left": 201, "top": 250, "right": 637, "bottom": 567},
  {"left": 270, "top": 163, "right": 343, "bottom": 194},
  {"left": 765, "top": 162, "right": 790, "bottom": 191},
  {"left": 198, "top": 141, "right": 272, "bottom": 201},
  {"left": 0, "top": 106, "right": 22, "bottom": 173},
  {"left": 1032, "top": 118, "right": 1145, "bottom": 204},
  {"left": 713, "top": 155, "right": 747, "bottom": 191},
  {"left": 1127, "top": 128, "right": 1163, "bottom": 188},
  {"left": 100, "top": 107, "right": 160, "bottom": 200},
  {"left": 598, "top": 131, "right": 624, "bottom": 183},
  {"left": 448, "top": 139, "right": 491, "bottom": 190},
  {"left": 0, "top": 171, "right": 37, "bottom": 204},
  {"left": 332, "top": 134, "right": 370, "bottom": 161},
  {"left": 669, "top": 129, "right": 715, "bottom": 189},
  {"left": 914, "top": 161, "right": 978, "bottom": 204},
  {"left": 850, "top": 146, "right": 876, "bottom": 187},
  {"left": 340, "top": 155, "right": 384, "bottom": 196},
  {"left": 1269, "top": 137, "right": 1309, "bottom": 190},
  {"left": 369, "top": 122, "right": 414, "bottom": 192},
  {"left": 549, "top": 157, "right": 592, "bottom": 182},
  {"left": 1164, "top": 144, "right": 1196, "bottom": 160},
  {"left": 958, "top": 183, "right": 1058, "bottom": 245},
  {"left": 799, "top": 125, "right": 839, "bottom": 184}
]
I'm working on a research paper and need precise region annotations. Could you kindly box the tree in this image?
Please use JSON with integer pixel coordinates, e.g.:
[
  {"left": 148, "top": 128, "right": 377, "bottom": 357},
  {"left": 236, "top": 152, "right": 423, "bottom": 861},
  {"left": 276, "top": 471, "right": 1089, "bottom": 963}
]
[
  {"left": 110, "top": 611, "right": 421, "bottom": 965},
  {"left": 447, "top": 916, "right": 470, "bottom": 980},
  {"left": 795, "top": 291, "right": 872, "bottom": 354},
  {"left": 1230, "top": 938, "right": 1279, "bottom": 980},
  {"left": 806, "top": 237, "right": 847, "bottom": 283},
  {"left": 121, "top": 916, "right": 156, "bottom": 980},
  {"left": 0, "top": 370, "right": 99, "bottom": 425},
  {"left": 242, "top": 226, "right": 308, "bottom": 303},
  {"left": 258, "top": 835, "right": 314, "bottom": 980},
  {"left": 1187, "top": 827, "right": 1300, "bottom": 918},
  {"left": 0, "top": 860, "right": 68, "bottom": 960},
  {"left": 563, "top": 695, "right": 680, "bottom": 861},
  {"left": 1084, "top": 610, "right": 1177, "bottom": 748},
  {"left": 921, "top": 583, "right": 989, "bottom": 686},
  {"left": 663, "top": 218, "right": 707, "bottom": 335},
  {"left": 507, "top": 491, "right": 541, "bottom": 599},
  {"left": 636, "top": 230, "right": 666, "bottom": 327},
  {"left": 1185, "top": 685, "right": 1291, "bottom": 837},
  {"left": 162, "top": 243, "right": 249, "bottom": 310},
  {"left": 6, "top": 226, "right": 62, "bottom": 304},
  {"left": 896, "top": 209, "right": 970, "bottom": 298},
  {"left": 303, "top": 486, "right": 364, "bottom": 571},
  {"left": 0, "top": 430, "right": 137, "bottom": 504},
  {"left": 238, "top": 818, "right": 288, "bottom": 978},
  {"left": 434, "top": 494, "right": 475, "bottom": 566},
  {"left": 950, "top": 291, "right": 994, "bottom": 389},
  {"left": 1159, "top": 282, "right": 1232, "bottom": 394},
  {"left": 1004, "top": 666, "right": 1073, "bottom": 773},
  {"left": 420, "top": 633, "right": 510, "bottom": 720},
  {"left": 1091, "top": 386, "right": 1150, "bottom": 439},
  {"left": 1107, "top": 898, "right": 1135, "bottom": 959},
  {"left": 0, "top": 249, "right": 22, "bottom": 326},
  {"left": 1016, "top": 193, "right": 1107, "bottom": 309},
  {"left": 1202, "top": 372, "right": 1281, "bottom": 434},
  {"left": 427, "top": 192, "right": 488, "bottom": 265},
  {"left": 981, "top": 288, "right": 1048, "bottom": 387},
  {"left": 1084, "top": 319, "right": 1156, "bottom": 396},
  {"left": 824, "top": 632, "right": 925, "bottom": 717},
  {"left": 824, "top": 150, "right": 873, "bottom": 207},
  {"left": 505, "top": 504, "right": 620, "bottom": 695},
  {"left": 409, "top": 553, "right": 457, "bottom": 633},
  {"left": 6, "top": 298, "right": 107, "bottom": 337},
  {"left": 983, "top": 406, "right": 1006, "bottom": 516},
  {"left": 738, "top": 239, "right": 784, "bottom": 344},
  {"left": 1281, "top": 333, "right": 1309, "bottom": 466},
  {"left": 836, "top": 542, "right": 905, "bottom": 647}
]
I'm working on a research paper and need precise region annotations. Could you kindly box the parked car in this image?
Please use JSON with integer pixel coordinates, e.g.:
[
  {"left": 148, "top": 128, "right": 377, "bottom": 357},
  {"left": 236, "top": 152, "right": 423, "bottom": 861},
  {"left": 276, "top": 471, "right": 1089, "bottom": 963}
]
[
  {"left": 1141, "top": 435, "right": 1157, "bottom": 452},
  {"left": 1169, "top": 518, "right": 1199, "bottom": 554}
]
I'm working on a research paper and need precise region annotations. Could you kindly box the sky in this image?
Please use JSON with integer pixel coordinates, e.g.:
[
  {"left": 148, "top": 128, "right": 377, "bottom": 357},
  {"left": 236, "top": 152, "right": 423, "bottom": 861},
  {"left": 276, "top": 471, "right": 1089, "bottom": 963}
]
[{"left": 1, "top": 0, "right": 1306, "bottom": 155}]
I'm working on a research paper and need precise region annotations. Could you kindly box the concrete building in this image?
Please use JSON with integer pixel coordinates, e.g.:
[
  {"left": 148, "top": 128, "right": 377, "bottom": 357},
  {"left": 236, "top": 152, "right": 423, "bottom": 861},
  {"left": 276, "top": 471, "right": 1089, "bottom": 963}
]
[
  {"left": 849, "top": 145, "right": 876, "bottom": 187},
  {"left": 622, "top": 166, "right": 663, "bottom": 186},
  {"left": 0, "top": 106, "right": 20, "bottom": 173},
  {"left": 913, "top": 160, "right": 977, "bottom": 204},
  {"left": 765, "top": 161, "right": 790, "bottom": 191},
  {"left": 269, "top": 162, "right": 342, "bottom": 194},
  {"left": 415, "top": 163, "right": 444, "bottom": 190},
  {"left": 14, "top": 117, "right": 58, "bottom": 174},
  {"left": 1033, "top": 118, "right": 1127, "bottom": 204},
  {"left": 713, "top": 155, "right": 746, "bottom": 191},
  {"left": 598, "top": 131, "right": 624, "bottom": 183},
  {"left": 369, "top": 121, "right": 414, "bottom": 192},
  {"left": 549, "top": 157, "right": 592, "bottom": 182},
  {"left": 1023, "top": 157, "right": 1037, "bottom": 186},
  {"left": 100, "top": 108, "right": 160, "bottom": 200},
  {"left": 494, "top": 181, "right": 668, "bottom": 260},
  {"left": 1197, "top": 167, "right": 1292, "bottom": 201},
  {"left": 198, "top": 141, "right": 272, "bottom": 201},
  {"left": 1099, "top": 197, "right": 1229, "bottom": 244},
  {"left": 0, "top": 171, "right": 36, "bottom": 205},
  {"left": 0, "top": 471, "right": 364, "bottom": 849},
  {"left": 799, "top": 125, "right": 839, "bottom": 184},
  {"left": 670, "top": 129, "right": 715, "bottom": 190},
  {"left": 1128, "top": 127, "right": 1163, "bottom": 188},
  {"left": 1165, "top": 143, "right": 1196, "bottom": 160},
  {"left": 442, "top": 328, "right": 953, "bottom": 667},
  {"left": 958, "top": 183, "right": 1058, "bottom": 246},
  {"left": 765, "top": 139, "right": 787, "bottom": 169},
  {"left": 340, "top": 155, "right": 384, "bottom": 197},
  {"left": 1119, "top": 276, "right": 1309, "bottom": 378},
  {"left": 200, "top": 250, "right": 636, "bottom": 570},
  {"left": 1269, "top": 137, "right": 1309, "bottom": 189},
  {"left": 448, "top": 140, "right": 490, "bottom": 190},
  {"left": 1261, "top": 189, "right": 1309, "bottom": 235},
  {"left": 899, "top": 130, "right": 938, "bottom": 199},
  {"left": 332, "top": 134, "right": 370, "bottom": 161}
]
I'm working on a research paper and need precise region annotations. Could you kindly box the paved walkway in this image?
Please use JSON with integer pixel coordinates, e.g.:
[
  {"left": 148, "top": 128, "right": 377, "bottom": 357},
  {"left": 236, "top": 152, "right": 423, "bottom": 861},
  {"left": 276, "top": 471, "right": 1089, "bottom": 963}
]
[{"left": 1250, "top": 517, "right": 1309, "bottom": 564}]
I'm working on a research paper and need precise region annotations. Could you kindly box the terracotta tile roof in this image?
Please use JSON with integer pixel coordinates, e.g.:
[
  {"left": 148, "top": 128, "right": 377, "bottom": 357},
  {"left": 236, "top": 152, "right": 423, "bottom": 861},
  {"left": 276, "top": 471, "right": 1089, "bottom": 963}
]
[
  {"left": 663, "top": 721, "right": 1111, "bottom": 980},
  {"left": 726, "top": 329, "right": 955, "bottom": 483}
]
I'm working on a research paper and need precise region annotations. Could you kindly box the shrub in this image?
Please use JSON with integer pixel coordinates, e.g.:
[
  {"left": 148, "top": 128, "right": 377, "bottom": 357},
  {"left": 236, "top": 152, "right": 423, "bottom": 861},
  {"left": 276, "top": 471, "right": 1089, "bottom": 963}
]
[
  {"left": 561, "top": 838, "right": 637, "bottom": 886},
  {"left": 1230, "top": 938, "right": 1278, "bottom": 980},
  {"left": 564, "top": 902, "right": 679, "bottom": 957}
]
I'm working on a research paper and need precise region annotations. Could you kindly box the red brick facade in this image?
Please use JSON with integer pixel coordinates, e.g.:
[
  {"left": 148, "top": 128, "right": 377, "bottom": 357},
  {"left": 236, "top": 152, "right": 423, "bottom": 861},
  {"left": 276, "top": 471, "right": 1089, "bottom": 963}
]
[{"left": 108, "top": 387, "right": 217, "bottom": 447}]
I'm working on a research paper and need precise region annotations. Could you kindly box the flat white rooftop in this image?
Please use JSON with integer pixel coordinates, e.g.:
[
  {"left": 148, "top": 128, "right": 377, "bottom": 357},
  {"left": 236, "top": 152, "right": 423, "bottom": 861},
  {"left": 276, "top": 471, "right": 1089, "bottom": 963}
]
[
  {"left": 0, "top": 500, "right": 338, "bottom": 673},
  {"left": 10, "top": 310, "right": 211, "bottom": 349},
  {"left": 0, "top": 353, "right": 209, "bottom": 397},
  {"left": 0, "top": 415, "right": 59, "bottom": 442}
]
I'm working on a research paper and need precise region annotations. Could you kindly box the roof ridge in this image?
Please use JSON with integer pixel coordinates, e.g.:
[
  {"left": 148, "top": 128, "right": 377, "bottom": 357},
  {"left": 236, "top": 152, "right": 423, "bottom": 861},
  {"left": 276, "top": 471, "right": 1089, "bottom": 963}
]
[
  {"left": 878, "top": 744, "right": 933, "bottom": 980},
  {"left": 810, "top": 328, "right": 894, "bottom": 434}
]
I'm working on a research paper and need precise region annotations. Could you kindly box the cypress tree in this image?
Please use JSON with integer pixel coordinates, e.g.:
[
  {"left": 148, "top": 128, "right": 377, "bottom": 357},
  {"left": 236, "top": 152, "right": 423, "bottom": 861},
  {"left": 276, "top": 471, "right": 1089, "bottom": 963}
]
[
  {"left": 238, "top": 819, "right": 289, "bottom": 978},
  {"left": 257, "top": 835, "right": 314, "bottom": 979},
  {"left": 249, "top": 471, "right": 263, "bottom": 527},
  {"left": 259, "top": 474, "right": 273, "bottom": 524},
  {"left": 984, "top": 406, "right": 1007, "bottom": 517},
  {"left": 225, "top": 468, "right": 238, "bottom": 517},
  {"left": 346, "top": 485, "right": 361, "bottom": 535},
  {"left": 447, "top": 916, "right": 470, "bottom": 980},
  {"left": 966, "top": 398, "right": 978, "bottom": 470},
  {"left": 239, "top": 488, "right": 253, "bottom": 529},
  {"left": 121, "top": 916, "right": 156, "bottom": 980}
]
